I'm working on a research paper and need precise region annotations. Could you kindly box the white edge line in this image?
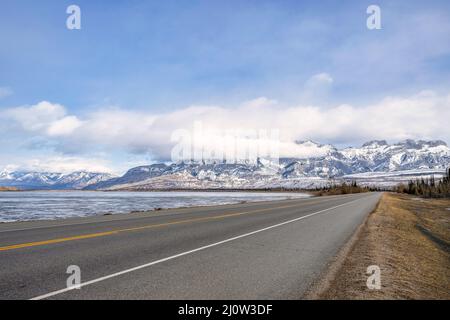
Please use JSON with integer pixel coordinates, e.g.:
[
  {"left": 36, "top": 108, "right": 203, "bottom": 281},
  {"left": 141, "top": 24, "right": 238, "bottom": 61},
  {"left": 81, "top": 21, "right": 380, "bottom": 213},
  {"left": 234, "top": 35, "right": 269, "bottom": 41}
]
[{"left": 30, "top": 195, "right": 373, "bottom": 300}]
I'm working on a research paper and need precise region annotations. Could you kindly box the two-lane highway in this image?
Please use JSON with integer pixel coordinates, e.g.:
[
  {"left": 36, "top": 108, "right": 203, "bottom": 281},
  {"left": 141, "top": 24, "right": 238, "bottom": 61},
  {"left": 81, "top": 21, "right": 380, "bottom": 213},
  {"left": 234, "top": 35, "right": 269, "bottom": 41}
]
[{"left": 0, "top": 192, "right": 381, "bottom": 300}]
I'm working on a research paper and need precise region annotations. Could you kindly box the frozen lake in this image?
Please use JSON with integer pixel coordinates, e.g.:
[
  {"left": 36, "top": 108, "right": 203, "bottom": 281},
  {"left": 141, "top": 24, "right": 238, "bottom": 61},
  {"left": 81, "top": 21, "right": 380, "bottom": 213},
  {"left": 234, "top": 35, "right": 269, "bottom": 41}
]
[{"left": 0, "top": 191, "right": 310, "bottom": 222}]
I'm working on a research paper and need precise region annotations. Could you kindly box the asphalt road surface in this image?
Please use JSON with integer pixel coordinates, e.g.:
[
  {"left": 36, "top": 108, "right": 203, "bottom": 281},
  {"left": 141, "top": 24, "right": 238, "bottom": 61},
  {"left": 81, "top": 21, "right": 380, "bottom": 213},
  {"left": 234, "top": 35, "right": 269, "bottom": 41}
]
[{"left": 0, "top": 192, "right": 381, "bottom": 300}]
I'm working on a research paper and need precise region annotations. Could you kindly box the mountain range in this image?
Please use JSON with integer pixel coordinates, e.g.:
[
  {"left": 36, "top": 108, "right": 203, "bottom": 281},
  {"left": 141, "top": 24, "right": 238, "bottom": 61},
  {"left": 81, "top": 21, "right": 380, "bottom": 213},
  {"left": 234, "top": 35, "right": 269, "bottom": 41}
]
[
  {"left": 1, "top": 139, "right": 449, "bottom": 190},
  {"left": 0, "top": 171, "right": 116, "bottom": 190}
]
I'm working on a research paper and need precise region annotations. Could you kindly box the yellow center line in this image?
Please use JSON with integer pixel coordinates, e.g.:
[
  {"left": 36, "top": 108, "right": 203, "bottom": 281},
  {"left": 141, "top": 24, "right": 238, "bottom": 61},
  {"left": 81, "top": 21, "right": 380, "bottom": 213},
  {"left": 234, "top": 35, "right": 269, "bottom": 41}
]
[
  {"left": 0, "top": 231, "right": 119, "bottom": 251},
  {"left": 0, "top": 201, "right": 312, "bottom": 252}
]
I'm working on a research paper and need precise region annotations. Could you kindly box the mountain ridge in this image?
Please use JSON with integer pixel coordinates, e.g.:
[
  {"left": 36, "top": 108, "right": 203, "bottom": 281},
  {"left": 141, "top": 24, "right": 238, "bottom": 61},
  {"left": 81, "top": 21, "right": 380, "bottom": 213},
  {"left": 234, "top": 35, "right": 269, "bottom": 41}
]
[
  {"left": 86, "top": 139, "right": 450, "bottom": 190},
  {"left": 2, "top": 140, "right": 449, "bottom": 190},
  {"left": 0, "top": 171, "right": 116, "bottom": 190}
]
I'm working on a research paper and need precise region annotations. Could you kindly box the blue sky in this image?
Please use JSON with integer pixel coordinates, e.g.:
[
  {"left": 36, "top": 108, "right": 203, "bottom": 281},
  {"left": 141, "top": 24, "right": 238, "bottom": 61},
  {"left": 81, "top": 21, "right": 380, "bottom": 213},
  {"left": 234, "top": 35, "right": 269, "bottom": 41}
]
[{"left": 1, "top": 0, "right": 450, "bottom": 173}]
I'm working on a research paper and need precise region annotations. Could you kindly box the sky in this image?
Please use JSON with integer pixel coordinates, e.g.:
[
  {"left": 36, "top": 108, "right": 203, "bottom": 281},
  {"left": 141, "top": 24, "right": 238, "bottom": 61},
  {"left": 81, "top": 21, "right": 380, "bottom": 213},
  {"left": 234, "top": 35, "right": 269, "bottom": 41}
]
[{"left": 0, "top": 0, "right": 450, "bottom": 174}]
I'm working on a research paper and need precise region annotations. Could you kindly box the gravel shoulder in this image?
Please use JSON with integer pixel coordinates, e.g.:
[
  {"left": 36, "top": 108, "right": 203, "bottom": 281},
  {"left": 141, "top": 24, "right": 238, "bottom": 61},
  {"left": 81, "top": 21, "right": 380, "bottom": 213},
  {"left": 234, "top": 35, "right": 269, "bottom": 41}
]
[{"left": 311, "top": 193, "right": 450, "bottom": 299}]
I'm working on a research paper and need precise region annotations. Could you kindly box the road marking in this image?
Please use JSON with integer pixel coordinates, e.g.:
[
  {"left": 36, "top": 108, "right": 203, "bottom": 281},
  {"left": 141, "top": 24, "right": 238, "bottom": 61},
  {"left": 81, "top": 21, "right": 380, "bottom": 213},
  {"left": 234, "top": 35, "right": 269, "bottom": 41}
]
[
  {"left": 0, "top": 194, "right": 358, "bottom": 234},
  {"left": 0, "top": 231, "right": 119, "bottom": 251},
  {"left": 0, "top": 199, "right": 315, "bottom": 234},
  {"left": 30, "top": 196, "right": 370, "bottom": 300},
  {"left": 0, "top": 198, "right": 338, "bottom": 252}
]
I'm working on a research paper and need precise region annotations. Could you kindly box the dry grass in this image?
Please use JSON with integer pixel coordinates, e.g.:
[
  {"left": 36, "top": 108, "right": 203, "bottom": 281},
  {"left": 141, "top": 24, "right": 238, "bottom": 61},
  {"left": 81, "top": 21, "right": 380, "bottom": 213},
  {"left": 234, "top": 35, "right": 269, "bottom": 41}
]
[
  {"left": 0, "top": 187, "right": 18, "bottom": 191},
  {"left": 318, "top": 193, "right": 450, "bottom": 299}
]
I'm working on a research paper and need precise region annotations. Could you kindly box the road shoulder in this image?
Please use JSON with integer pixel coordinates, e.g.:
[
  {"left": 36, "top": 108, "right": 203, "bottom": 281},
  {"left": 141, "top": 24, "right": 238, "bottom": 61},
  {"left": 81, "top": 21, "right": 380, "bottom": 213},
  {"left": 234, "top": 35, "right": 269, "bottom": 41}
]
[{"left": 307, "top": 193, "right": 450, "bottom": 299}]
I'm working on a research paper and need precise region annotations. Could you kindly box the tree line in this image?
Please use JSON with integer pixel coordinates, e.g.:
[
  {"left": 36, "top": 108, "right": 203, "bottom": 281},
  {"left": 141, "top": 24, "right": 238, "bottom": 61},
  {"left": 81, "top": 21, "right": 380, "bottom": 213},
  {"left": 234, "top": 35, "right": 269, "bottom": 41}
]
[
  {"left": 314, "top": 181, "right": 373, "bottom": 196},
  {"left": 395, "top": 168, "right": 450, "bottom": 198}
]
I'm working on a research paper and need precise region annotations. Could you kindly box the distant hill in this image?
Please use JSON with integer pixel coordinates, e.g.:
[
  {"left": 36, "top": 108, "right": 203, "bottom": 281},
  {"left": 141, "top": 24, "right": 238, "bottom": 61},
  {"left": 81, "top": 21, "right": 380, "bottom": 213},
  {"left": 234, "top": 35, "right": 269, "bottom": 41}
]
[{"left": 0, "top": 171, "right": 116, "bottom": 190}]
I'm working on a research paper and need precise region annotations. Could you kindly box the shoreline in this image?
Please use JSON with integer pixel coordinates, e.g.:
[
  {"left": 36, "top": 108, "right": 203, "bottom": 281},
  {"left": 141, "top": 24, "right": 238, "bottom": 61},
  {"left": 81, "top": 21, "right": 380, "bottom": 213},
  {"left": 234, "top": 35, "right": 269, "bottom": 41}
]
[
  {"left": 0, "top": 188, "right": 315, "bottom": 193},
  {"left": 0, "top": 191, "right": 314, "bottom": 225}
]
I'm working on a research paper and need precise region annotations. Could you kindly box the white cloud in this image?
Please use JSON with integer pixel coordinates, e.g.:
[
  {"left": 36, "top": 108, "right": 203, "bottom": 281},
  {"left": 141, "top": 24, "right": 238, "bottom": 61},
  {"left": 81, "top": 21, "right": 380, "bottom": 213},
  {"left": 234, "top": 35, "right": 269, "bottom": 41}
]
[
  {"left": 2, "top": 101, "right": 67, "bottom": 131},
  {"left": 1, "top": 101, "right": 83, "bottom": 137},
  {"left": 1, "top": 91, "right": 450, "bottom": 162},
  {"left": 301, "top": 73, "right": 334, "bottom": 103},
  {"left": 0, "top": 87, "right": 13, "bottom": 99},
  {"left": 307, "top": 73, "right": 333, "bottom": 86},
  {"left": 46, "top": 116, "right": 83, "bottom": 136},
  {"left": 8, "top": 156, "right": 114, "bottom": 174}
]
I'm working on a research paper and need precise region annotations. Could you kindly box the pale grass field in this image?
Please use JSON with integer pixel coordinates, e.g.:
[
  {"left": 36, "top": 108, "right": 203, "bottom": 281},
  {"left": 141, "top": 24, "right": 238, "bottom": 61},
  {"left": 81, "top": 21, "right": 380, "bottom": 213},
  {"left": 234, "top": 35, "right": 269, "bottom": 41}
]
[{"left": 319, "top": 193, "right": 450, "bottom": 299}]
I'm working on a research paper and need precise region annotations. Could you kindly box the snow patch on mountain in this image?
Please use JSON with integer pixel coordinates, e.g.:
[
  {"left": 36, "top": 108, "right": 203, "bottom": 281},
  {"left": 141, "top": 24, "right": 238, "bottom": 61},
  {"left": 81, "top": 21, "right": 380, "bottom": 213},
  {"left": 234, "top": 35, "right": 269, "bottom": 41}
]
[
  {"left": 2, "top": 140, "right": 448, "bottom": 190},
  {"left": 0, "top": 171, "right": 116, "bottom": 190},
  {"left": 86, "top": 139, "right": 450, "bottom": 190}
]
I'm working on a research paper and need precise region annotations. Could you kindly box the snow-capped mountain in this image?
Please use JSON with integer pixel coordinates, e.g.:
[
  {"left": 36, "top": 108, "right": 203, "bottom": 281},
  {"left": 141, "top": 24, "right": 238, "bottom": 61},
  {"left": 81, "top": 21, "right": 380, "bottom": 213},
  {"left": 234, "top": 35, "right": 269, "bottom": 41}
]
[
  {"left": 341, "top": 139, "right": 450, "bottom": 172},
  {"left": 2, "top": 140, "right": 448, "bottom": 190},
  {"left": 0, "top": 171, "right": 116, "bottom": 190},
  {"left": 85, "top": 139, "right": 450, "bottom": 190}
]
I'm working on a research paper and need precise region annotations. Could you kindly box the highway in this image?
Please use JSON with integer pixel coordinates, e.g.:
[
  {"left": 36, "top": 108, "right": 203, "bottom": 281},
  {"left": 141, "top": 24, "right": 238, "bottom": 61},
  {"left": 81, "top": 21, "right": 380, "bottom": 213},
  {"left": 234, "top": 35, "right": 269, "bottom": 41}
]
[{"left": 0, "top": 192, "right": 381, "bottom": 300}]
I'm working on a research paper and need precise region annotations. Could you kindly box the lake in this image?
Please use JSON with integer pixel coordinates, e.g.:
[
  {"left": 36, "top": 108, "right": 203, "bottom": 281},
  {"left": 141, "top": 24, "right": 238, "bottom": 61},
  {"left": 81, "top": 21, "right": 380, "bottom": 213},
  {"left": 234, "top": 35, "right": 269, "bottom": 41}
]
[{"left": 0, "top": 191, "right": 310, "bottom": 222}]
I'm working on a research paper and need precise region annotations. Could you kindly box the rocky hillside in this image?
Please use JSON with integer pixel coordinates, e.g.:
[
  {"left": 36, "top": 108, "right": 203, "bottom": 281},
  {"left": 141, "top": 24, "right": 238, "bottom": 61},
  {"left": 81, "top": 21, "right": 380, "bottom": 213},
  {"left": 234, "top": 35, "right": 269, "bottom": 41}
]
[{"left": 85, "top": 139, "right": 450, "bottom": 190}]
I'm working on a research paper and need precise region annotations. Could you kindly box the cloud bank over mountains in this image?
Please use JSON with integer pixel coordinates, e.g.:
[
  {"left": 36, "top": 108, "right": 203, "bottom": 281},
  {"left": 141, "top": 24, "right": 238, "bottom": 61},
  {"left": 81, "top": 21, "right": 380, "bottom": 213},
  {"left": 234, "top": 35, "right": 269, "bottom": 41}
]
[{"left": 1, "top": 90, "right": 449, "bottom": 173}]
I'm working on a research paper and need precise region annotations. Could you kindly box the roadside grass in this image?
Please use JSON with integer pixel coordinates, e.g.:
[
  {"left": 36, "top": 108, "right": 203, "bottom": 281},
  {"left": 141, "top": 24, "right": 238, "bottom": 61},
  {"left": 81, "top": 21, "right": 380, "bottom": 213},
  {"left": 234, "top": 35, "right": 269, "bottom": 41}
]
[
  {"left": 317, "top": 193, "right": 450, "bottom": 299},
  {"left": 0, "top": 186, "right": 19, "bottom": 191}
]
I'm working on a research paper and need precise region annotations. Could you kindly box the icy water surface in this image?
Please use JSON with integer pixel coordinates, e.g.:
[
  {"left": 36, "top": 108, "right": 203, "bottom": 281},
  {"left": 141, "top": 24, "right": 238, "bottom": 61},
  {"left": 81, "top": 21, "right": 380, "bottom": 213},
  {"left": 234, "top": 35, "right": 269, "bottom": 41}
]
[{"left": 0, "top": 191, "right": 310, "bottom": 222}]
